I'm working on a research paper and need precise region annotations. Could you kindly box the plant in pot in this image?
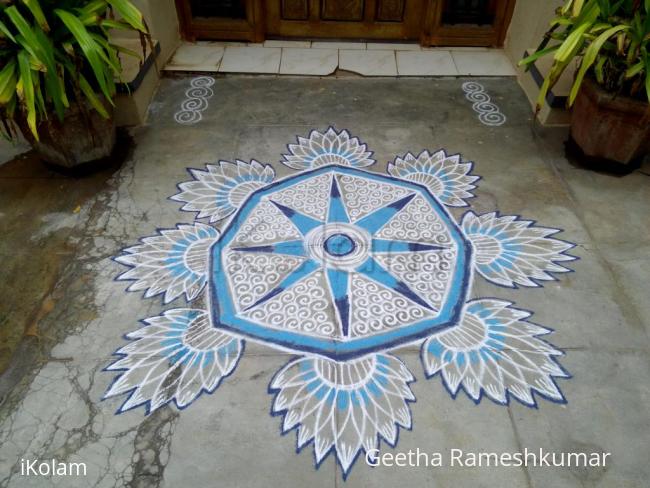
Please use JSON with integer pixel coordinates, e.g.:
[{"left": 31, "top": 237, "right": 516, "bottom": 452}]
[
  {"left": 0, "top": 0, "right": 149, "bottom": 169},
  {"left": 520, "top": 0, "right": 650, "bottom": 171}
]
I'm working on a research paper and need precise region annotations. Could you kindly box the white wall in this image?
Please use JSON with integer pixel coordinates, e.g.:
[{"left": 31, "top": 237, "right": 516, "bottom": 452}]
[
  {"left": 504, "top": 0, "right": 574, "bottom": 125},
  {"left": 117, "top": 0, "right": 181, "bottom": 64},
  {"left": 504, "top": 0, "right": 564, "bottom": 65}
]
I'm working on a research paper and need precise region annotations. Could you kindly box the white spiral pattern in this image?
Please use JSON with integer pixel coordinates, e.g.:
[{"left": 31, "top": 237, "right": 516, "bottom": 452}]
[
  {"left": 349, "top": 273, "right": 433, "bottom": 337},
  {"left": 462, "top": 82, "right": 506, "bottom": 127},
  {"left": 374, "top": 249, "right": 456, "bottom": 312},
  {"left": 241, "top": 271, "right": 338, "bottom": 338},
  {"left": 225, "top": 251, "right": 306, "bottom": 311},
  {"left": 232, "top": 200, "right": 302, "bottom": 246},
  {"left": 174, "top": 77, "right": 215, "bottom": 125},
  {"left": 374, "top": 195, "right": 453, "bottom": 246},
  {"left": 271, "top": 173, "right": 332, "bottom": 221},
  {"left": 339, "top": 174, "right": 411, "bottom": 221}
]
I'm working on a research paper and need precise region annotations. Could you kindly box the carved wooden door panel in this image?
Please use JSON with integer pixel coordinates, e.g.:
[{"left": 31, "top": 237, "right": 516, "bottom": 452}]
[
  {"left": 266, "top": 0, "right": 423, "bottom": 40},
  {"left": 176, "top": 0, "right": 516, "bottom": 46}
]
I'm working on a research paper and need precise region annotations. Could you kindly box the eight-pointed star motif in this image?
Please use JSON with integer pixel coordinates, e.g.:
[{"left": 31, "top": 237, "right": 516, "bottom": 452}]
[{"left": 209, "top": 165, "right": 472, "bottom": 360}]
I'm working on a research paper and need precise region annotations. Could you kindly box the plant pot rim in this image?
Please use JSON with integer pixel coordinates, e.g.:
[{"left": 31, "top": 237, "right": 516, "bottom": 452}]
[{"left": 579, "top": 77, "right": 650, "bottom": 118}]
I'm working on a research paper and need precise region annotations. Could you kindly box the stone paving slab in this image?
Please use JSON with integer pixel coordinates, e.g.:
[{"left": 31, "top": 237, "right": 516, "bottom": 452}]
[{"left": 164, "top": 41, "right": 516, "bottom": 77}]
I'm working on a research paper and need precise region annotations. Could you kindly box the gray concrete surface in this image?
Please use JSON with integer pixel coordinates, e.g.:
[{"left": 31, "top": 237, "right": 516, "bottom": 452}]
[
  {"left": 0, "top": 137, "right": 29, "bottom": 168},
  {"left": 0, "top": 76, "right": 648, "bottom": 487}
]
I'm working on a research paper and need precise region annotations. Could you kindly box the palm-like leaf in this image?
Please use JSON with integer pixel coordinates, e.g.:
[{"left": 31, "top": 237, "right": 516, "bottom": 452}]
[
  {"left": 21, "top": 0, "right": 50, "bottom": 32},
  {"left": 16, "top": 49, "right": 37, "bottom": 139},
  {"left": 54, "top": 8, "right": 113, "bottom": 102},
  {"left": 0, "top": 19, "right": 16, "bottom": 42},
  {"left": 108, "top": 0, "right": 145, "bottom": 31},
  {"left": 520, "top": 0, "right": 650, "bottom": 107},
  {"left": 0, "top": 0, "right": 149, "bottom": 140},
  {"left": 0, "top": 59, "right": 17, "bottom": 105},
  {"left": 569, "top": 24, "right": 630, "bottom": 103}
]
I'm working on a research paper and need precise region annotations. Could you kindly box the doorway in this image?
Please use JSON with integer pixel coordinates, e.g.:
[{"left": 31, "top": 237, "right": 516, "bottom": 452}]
[
  {"left": 175, "top": 0, "right": 516, "bottom": 47},
  {"left": 266, "top": 1, "right": 422, "bottom": 41}
]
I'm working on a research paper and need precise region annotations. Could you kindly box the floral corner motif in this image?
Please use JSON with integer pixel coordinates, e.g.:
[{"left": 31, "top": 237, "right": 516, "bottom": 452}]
[
  {"left": 461, "top": 211, "right": 578, "bottom": 288},
  {"left": 114, "top": 222, "right": 219, "bottom": 304},
  {"left": 387, "top": 149, "right": 479, "bottom": 207},
  {"left": 171, "top": 160, "right": 275, "bottom": 223},
  {"left": 422, "top": 299, "right": 569, "bottom": 408},
  {"left": 104, "top": 309, "right": 244, "bottom": 414},
  {"left": 269, "top": 353, "right": 415, "bottom": 478},
  {"left": 281, "top": 127, "right": 375, "bottom": 170}
]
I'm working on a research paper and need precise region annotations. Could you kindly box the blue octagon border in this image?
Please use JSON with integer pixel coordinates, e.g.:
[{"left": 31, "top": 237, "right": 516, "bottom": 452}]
[{"left": 209, "top": 164, "right": 473, "bottom": 360}]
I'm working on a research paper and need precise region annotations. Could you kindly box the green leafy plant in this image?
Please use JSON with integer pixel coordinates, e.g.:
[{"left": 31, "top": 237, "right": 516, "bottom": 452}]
[
  {"left": 519, "top": 0, "right": 650, "bottom": 110},
  {"left": 0, "top": 0, "right": 149, "bottom": 140}
]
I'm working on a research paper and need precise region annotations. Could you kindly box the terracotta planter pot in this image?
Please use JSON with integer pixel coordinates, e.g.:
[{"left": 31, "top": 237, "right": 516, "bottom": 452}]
[
  {"left": 570, "top": 77, "right": 650, "bottom": 166},
  {"left": 19, "top": 99, "right": 116, "bottom": 169}
]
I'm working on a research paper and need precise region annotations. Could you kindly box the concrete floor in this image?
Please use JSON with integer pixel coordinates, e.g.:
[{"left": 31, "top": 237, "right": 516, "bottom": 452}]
[{"left": 0, "top": 76, "right": 649, "bottom": 487}]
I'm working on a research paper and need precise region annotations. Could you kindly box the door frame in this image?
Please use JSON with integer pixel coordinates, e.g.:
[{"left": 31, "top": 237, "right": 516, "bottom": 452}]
[
  {"left": 175, "top": 0, "right": 265, "bottom": 42},
  {"left": 265, "top": 0, "right": 422, "bottom": 41},
  {"left": 421, "top": 0, "right": 517, "bottom": 47},
  {"left": 175, "top": 0, "right": 517, "bottom": 47}
]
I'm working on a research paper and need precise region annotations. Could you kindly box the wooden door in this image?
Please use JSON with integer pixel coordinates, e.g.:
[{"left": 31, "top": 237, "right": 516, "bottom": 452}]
[
  {"left": 176, "top": 0, "right": 516, "bottom": 47},
  {"left": 421, "top": 0, "right": 517, "bottom": 47},
  {"left": 175, "top": 0, "right": 264, "bottom": 42},
  {"left": 265, "top": 1, "right": 423, "bottom": 41}
]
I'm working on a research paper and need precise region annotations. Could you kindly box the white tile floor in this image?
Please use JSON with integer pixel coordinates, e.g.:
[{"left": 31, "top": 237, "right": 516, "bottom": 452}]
[
  {"left": 339, "top": 50, "right": 397, "bottom": 76},
  {"left": 164, "top": 40, "right": 516, "bottom": 77},
  {"left": 280, "top": 47, "right": 337, "bottom": 75},
  {"left": 452, "top": 50, "right": 517, "bottom": 76},
  {"left": 396, "top": 50, "right": 457, "bottom": 76},
  {"left": 219, "top": 46, "right": 281, "bottom": 74},
  {"left": 164, "top": 43, "right": 225, "bottom": 72}
]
